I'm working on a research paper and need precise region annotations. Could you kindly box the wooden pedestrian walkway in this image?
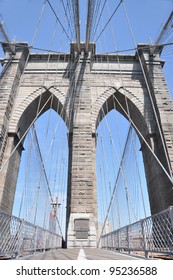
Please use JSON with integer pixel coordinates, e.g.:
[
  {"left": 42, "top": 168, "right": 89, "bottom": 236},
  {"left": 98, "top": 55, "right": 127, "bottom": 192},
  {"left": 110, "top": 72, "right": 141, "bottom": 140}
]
[{"left": 20, "top": 248, "right": 140, "bottom": 260}]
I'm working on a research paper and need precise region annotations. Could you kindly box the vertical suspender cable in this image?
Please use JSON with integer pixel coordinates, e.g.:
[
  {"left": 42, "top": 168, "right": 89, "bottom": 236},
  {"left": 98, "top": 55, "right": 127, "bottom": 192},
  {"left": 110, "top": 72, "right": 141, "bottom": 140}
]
[
  {"left": 122, "top": 1, "right": 173, "bottom": 183},
  {"left": 33, "top": 125, "right": 63, "bottom": 236}
]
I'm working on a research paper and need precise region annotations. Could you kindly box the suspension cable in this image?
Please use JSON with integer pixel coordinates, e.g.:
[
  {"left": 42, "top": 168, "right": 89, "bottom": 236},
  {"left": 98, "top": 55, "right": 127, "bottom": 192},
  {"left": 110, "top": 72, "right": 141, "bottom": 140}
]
[
  {"left": 95, "top": 18, "right": 133, "bottom": 234},
  {"left": 31, "top": 0, "right": 47, "bottom": 47},
  {"left": 46, "top": 0, "right": 72, "bottom": 42},
  {"left": 95, "top": 1, "right": 151, "bottom": 237},
  {"left": 1, "top": 40, "right": 173, "bottom": 57},
  {"left": 106, "top": 0, "right": 139, "bottom": 223},
  {"left": 122, "top": 1, "right": 173, "bottom": 183},
  {"left": 61, "top": 0, "right": 75, "bottom": 40},
  {"left": 113, "top": 92, "right": 173, "bottom": 185},
  {"left": 97, "top": 124, "right": 133, "bottom": 245},
  {"left": 155, "top": 11, "right": 173, "bottom": 45},
  {"left": 91, "top": 0, "right": 102, "bottom": 40},
  {"left": 95, "top": 0, "right": 123, "bottom": 43},
  {"left": 0, "top": 94, "right": 53, "bottom": 174},
  {"left": 86, "top": 0, "right": 96, "bottom": 52},
  {"left": 73, "top": 0, "right": 81, "bottom": 52},
  {"left": 33, "top": 125, "right": 63, "bottom": 236},
  {"left": 0, "top": 0, "right": 80, "bottom": 238},
  {"left": 91, "top": 0, "right": 107, "bottom": 41}
]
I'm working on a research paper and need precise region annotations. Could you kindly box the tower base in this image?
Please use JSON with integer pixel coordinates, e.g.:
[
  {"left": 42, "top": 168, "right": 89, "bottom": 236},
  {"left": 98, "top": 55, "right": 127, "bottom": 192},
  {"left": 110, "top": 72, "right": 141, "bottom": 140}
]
[{"left": 67, "top": 213, "right": 97, "bottom": 248}]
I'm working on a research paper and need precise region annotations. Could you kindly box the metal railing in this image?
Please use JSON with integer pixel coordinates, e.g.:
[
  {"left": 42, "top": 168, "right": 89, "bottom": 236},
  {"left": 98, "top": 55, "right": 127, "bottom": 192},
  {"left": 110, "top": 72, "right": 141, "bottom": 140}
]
[
  {"left": 101, "top": 206, "right": 173, "bottom": 258},
  {"left": 0, "top": 212, "right": 62, "bottom": 258}
]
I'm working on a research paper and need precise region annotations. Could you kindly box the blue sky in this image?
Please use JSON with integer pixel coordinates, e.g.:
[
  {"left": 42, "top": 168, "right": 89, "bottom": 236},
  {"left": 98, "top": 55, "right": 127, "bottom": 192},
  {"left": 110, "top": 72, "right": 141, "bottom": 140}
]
[
  {"left": 0, "top": 0, "right": 173, "bottom": 235},
  {"left": 1, "top": 0, "right": 173, "bottom": 91},
  {"left": 0, "top": 0, "right": 172, "bottom": 50}
]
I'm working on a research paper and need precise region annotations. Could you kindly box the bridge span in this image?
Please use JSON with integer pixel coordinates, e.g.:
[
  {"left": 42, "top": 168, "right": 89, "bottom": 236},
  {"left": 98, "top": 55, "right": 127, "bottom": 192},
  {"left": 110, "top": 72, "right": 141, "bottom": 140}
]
[{"left": 0, "top": 0, "right": 173, "bottom": 264}]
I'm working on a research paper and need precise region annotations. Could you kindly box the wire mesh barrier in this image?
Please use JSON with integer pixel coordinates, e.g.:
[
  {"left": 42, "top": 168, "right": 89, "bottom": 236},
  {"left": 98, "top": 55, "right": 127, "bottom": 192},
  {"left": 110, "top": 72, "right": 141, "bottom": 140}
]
[
  {"left": 0, "top": 212, "right": 62, "bottom": 258},
  {"left": 100, "top": 206, "right": 173, "bottom": 258}
]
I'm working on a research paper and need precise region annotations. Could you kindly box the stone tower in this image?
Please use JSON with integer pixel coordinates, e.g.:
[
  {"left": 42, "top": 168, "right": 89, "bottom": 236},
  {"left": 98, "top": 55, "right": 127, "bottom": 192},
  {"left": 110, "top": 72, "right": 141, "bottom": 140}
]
[{"left": 0, "top": 42, "right": 173, "bottom": 247}]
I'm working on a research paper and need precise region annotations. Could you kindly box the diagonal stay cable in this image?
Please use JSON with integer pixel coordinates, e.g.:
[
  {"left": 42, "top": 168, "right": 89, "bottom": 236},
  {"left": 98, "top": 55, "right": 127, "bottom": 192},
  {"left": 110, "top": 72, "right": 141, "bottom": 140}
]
[
  {"left": 46, "top": 0, "right": 72, "bottom": 42},
  {"left": 122, "top": 1, "right": 173, "bottom": 182},
  {"left": 61, "top": 0, "right": 75, "bottom": 40},
  {"left": 33, "top": 124, "right": 63, "bottom": 236},
  {"left": 95, "top": 0, "right": 123, "bottom": 42},
  {"left": 1, "top": 41, "right": 173, "bottom": 56},
  {"left": 91, "top": 0, "right": 107, "bottom": 41},
  {"left": 113, "top": 92, "right": 173, "bottom": 185},
  {"left": 97, "top": 124, "right": 132, "bottom": 246},
  {"left": 91, "top": 0, "right": 102, "bottom": 38}
]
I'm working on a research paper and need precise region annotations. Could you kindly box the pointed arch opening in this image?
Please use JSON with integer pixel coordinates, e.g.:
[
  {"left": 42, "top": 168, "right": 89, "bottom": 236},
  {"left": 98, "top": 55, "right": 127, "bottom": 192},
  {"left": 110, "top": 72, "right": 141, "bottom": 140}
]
[
  {"left": 13, "top": 107, "right": 68, "bottom": 238},
  {"left": 2, "top": 89, "right": 69, "bottom": 239},
  {"left": 96, "top": 108, "right": 151, "bottom": 237},
  {"left": 95, "top": 86, "right": 171, "bottom": 238}
]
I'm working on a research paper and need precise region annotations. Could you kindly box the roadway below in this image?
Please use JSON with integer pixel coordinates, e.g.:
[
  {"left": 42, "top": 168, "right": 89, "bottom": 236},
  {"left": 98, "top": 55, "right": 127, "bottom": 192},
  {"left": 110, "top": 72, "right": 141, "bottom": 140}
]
[{"left": 19, "top": 248, "right": 141, "bottom": 260}]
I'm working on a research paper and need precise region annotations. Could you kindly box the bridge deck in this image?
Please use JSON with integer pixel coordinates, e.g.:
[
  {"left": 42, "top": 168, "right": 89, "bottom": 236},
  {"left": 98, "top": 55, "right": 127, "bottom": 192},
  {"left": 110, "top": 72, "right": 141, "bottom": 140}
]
[{"left": 20, "top": 249, "right": 140, "bottom": 260}]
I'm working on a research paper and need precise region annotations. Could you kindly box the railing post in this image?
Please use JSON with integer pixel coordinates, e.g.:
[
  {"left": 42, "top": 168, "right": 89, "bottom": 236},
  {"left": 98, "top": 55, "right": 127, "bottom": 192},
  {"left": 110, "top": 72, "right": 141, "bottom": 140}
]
[
  {"left": 17, "top": 219, "right": 24, "bottom": 257},
  {"left": 141, "top": 219, "right": 148, "bottom": 258},
  {"left": 103, "top": 235, "right": 105, "bottom": 248},
  {"left": 43, "top": 229, "right": 46, "bottom": 252},
  {"left": 169, "top": 206, "right": 173, "bottom": 251},
  {"left": 34, "top": 226, "right": 38, "bottom": 253},
  {"left": 110, "top": 232, "right": 112, "bottom": 250},
  {"left": 53, "top": 233, "right": 55, "bottom": 249},
  {"left": 101, "top": 235, "right": 104, "bottom": 248},
  {"left": 126, "top": 226, "right": 130, "bottom": 254},
  {"left": 111, "top": 232, "right": 114, "bottom": 250},
  {"left": 117, "top": 230, "right": 120, "bottom": 251},
  {"left": 169, "top": 206, "right": 173, "bottom": 229}
]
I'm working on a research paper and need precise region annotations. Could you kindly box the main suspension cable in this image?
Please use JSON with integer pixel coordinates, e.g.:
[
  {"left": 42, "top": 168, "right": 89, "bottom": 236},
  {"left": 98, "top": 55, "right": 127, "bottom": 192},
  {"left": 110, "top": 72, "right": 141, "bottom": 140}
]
[{"left": 122, "top": 1, "right": 173, "bottom": 183}]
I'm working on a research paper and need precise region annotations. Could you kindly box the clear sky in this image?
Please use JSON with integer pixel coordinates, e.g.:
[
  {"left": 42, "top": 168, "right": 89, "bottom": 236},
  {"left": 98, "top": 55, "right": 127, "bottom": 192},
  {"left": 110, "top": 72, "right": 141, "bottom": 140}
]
[
  {"left": 0, "top": 0, "right": 173, "bottom": 235},
  {"left": 0, "top": 1, "right": 172, "bottom": 50},
  {"left": 1, "top": 0, "right": 173, "bottom": 92}
]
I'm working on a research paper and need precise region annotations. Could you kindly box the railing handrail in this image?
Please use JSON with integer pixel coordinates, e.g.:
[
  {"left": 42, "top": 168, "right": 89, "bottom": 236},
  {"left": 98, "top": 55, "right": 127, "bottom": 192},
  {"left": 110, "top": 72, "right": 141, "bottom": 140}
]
[
  {"left": 100, "top": 206, "right": 173, "bottom": 258},
  {"left": 0, "top": 211, "right": 62, "bottom": 237},
  {"left": 102, "top": 206, "right": 173, "bottom": 237},
  {"left": 0, "top": 212, "right": 63, "bottom": 258}
]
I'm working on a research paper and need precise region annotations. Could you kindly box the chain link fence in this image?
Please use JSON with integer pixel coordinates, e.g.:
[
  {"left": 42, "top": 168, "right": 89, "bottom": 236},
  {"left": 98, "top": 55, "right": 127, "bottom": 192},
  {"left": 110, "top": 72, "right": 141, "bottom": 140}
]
[
  {"left": 0, "top": 212, "right": 62, "bottom": 258},
  {"left": 101, "top": 206, "right": 173, "bottom": 258}
]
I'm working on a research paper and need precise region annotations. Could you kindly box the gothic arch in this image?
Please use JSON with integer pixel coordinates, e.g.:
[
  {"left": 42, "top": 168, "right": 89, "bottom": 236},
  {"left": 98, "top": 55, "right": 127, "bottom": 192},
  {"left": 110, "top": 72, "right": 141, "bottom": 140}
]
[
  {"left": 9, "top": 86, "right": 68, "bottom": 140},
  {"left": 94, "top": 86, "right": 150, "bottom": 144},
  {"left": 93, "top": 86, "right": 173, "bottom": 215},
  {"left": 1, "top": 43, "right": 173, "bottom": 246},
  {"left": 0, "top": 86, "right": 68, "bottom": 214}
]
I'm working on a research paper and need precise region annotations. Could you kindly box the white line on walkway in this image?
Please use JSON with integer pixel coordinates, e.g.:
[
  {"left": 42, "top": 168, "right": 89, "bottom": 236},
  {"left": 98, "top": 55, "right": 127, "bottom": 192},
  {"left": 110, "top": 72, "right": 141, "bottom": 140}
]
[{"left": 77, "top": 248, "right": 87, "bottom": 260}]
